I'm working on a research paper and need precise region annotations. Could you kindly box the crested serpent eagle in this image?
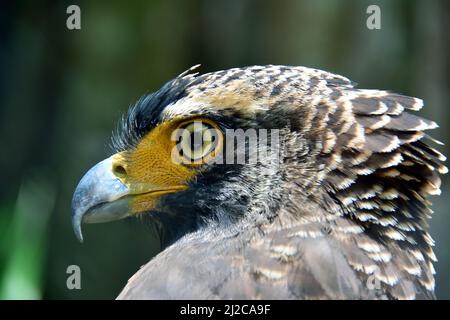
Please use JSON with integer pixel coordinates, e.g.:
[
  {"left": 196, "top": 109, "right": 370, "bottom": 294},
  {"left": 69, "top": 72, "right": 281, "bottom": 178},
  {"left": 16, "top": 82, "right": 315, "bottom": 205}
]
[{"left": 72, "top": 65, "right": 447, "bottom": 299}]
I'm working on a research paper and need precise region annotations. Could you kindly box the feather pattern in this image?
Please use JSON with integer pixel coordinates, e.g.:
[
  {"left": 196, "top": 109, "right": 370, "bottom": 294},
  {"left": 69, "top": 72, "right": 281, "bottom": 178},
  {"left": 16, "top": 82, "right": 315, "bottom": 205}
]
[{"left": 112, "top": 65, "right": 445, "bottom": 300}]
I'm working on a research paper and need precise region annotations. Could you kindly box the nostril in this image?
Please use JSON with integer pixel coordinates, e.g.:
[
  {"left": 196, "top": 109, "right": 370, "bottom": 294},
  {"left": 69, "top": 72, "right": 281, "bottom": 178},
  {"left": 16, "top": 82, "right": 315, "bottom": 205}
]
[{"left": 113, "top": 164, "right": 127, "bottom": 178}]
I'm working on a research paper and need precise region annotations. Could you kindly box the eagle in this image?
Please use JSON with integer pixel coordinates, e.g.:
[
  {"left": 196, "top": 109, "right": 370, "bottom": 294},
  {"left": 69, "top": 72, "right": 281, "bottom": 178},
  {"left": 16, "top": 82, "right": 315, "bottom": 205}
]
[{"left": 72, "top": 65, "right": 447, "bottom": 299}]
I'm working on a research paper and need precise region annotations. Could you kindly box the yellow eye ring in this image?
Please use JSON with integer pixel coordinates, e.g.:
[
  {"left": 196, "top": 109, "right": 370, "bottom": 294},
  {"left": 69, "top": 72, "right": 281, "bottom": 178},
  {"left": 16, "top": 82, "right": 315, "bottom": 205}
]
[{"left": 171, "top": 118, "right": 223, "bottom": 165}]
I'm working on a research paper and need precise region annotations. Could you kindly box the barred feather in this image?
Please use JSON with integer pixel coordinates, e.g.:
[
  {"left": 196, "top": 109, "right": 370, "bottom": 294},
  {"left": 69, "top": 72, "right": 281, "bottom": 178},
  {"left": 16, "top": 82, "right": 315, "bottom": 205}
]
[
  {"left": 313, "top": 87, "right": 447, "bottom": 299},
  {"left": 114, "top": 65, "right": 446, "bottom": 300}
]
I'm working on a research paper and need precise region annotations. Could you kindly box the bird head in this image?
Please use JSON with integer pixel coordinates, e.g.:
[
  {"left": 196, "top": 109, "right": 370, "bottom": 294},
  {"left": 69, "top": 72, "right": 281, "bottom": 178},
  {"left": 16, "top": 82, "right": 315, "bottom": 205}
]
[
  {"left": 72, "top": 65, "right": 447, "bottom": 272},
  {"left": 72, "top": 65, "right": 304, "bottom": 245}
]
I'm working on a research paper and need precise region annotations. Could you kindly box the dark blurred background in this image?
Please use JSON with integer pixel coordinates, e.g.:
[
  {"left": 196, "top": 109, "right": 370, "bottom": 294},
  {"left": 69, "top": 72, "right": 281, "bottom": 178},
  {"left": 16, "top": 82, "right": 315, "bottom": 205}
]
[{"left": 0, "top": 0, "right": 448, "bottom": 299}]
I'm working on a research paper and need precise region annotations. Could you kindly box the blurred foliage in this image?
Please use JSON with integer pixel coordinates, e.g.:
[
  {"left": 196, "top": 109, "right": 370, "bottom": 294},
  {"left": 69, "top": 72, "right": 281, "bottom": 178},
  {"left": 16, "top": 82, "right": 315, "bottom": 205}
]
[
  {"left": 0, "top": 0, "right": 448, "bottom": 299},
  {"left": 0, "top": 176, "right": 54, "bottom": 299}
]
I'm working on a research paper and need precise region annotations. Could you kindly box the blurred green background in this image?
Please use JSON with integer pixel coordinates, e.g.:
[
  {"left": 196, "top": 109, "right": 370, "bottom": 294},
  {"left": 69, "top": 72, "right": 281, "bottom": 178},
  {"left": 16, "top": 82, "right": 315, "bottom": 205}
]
[{"left": 0, "top": 0, "right": 448, "bottom": 299}]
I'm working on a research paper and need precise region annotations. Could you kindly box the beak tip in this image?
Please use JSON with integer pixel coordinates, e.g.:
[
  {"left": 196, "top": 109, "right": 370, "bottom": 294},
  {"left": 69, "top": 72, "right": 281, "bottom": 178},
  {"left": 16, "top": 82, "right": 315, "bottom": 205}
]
[
  {"left": 72, "top": 212, "right": 84, "bottom": 243},
  {"left": 76, "top": 232, "right": 84, "bottom": 243},
  {"left": 71, "top": 156, "right": 132, "bottom": 243},
  {"left": 74, "top": 227, "right": 84, "bottom": 243}
]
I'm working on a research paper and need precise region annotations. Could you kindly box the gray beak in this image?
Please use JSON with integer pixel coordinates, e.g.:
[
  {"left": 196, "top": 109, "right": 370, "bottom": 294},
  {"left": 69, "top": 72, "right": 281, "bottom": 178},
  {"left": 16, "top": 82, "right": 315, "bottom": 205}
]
[{"left": 71, "top": 156, "right": 131, "bottom": 242}]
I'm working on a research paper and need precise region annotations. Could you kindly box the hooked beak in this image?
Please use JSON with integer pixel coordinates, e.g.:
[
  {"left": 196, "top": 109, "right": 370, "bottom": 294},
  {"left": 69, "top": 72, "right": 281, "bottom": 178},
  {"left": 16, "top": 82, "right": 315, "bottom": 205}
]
[{"left": 71, "top": 156, "right": 130, "bottom": 242}]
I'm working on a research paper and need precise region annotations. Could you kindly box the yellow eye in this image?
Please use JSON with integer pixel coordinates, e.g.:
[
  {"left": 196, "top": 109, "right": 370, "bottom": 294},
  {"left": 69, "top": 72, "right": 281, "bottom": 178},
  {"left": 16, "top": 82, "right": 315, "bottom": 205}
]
[{"left": 174, "top": 119, "right": 222, "bottom": 164}]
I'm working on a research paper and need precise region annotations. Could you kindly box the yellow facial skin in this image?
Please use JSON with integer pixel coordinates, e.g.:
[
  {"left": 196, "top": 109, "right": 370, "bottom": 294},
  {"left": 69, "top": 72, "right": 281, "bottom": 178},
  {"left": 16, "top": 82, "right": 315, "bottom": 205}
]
[{"left": 110, "top": 117, "right": 222, "bottom": 215}]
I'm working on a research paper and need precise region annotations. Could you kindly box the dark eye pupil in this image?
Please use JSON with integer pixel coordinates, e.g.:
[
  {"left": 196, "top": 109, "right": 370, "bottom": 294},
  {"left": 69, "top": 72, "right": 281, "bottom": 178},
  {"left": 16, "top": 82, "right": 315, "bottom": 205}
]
[
  {"left": 177, "top": 121, "right": 220, "bottom": 162},
  {"left": 190, "top": 132, "right": 203, "bottom": 150}
]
